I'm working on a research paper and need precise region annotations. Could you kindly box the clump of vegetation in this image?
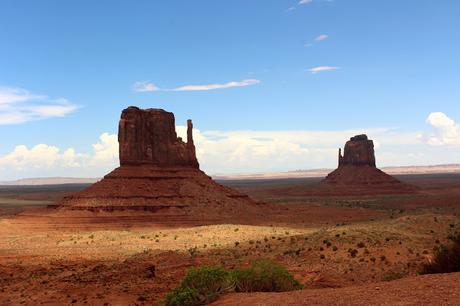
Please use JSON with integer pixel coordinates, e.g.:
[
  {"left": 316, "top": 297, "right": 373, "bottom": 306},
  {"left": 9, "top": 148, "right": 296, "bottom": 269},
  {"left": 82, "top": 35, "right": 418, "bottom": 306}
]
[
  {"left": 165, "top": 267, "right": 232, "bottom": 306},
  {"left": 232, "top": 260, "right": 303, "bottom": 292},
  {"left": 422, "top": 232, "right": 460, "bottom": 274},
  {"left": 164, "top": 260, "right": 302, "bottom": 306}
]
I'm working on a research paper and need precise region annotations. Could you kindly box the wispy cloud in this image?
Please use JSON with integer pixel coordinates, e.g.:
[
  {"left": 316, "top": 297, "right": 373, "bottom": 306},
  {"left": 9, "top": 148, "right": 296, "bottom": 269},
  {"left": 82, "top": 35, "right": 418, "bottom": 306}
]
[
  {"left": 298, "top": 0, "right": 313, "bottom": 4},
  {"left": 173, "top": 79, "right": 260, "bottom": 91},
  {"left": 309, "top": 66, "right": 339, "bottom": 74},
  {"left": 0, "top": 87, "right": 78, "bottom": 125},
  {"left": 315, "top": 34, "right": 329, "bottom": 42},
  {"left": 132, "top": 81, "right": 159, "bottom": 92},
  {"left": 133, "top": 79, "right": 261, "bottom": 92},
  {"left": 305, "top": 34, "right": 329, "bottom": 47}
]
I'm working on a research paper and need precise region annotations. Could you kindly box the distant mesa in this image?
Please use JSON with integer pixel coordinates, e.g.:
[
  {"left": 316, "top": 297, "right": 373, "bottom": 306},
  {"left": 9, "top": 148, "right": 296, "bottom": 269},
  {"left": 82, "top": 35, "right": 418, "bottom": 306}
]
[
  {"left": 52, "top": 106, "right": 262, "bottom": 224},
  {"left": 320, "top": 134, "right": 416, "bottom": 195}
]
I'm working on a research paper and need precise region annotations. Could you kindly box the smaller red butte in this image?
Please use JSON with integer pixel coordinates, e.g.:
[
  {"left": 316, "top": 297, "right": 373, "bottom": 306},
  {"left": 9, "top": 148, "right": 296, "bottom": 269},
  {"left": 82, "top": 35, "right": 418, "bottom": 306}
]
[{"left": 321, "top": 134, "right": 416, "bottom": 195}]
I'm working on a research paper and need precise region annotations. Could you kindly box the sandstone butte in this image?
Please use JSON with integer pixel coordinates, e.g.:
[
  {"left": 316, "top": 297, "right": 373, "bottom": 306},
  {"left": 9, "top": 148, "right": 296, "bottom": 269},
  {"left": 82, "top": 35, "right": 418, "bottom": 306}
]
[
  {"left": 320, "top": 134, "right": 416, "bottom": 195},
  {"left": 51, "top": 106, "right": 264, "bottom": 224}
]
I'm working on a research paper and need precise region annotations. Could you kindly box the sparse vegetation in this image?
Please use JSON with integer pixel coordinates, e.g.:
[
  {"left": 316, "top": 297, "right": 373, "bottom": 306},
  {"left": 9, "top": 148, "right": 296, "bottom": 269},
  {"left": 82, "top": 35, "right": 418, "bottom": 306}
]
[
  {"left": 232, "top": 260, "right": 303, "bottom": 292},
  {"left": 164, "top": 260, "right": 302, "bottom": 306},
  {"left": 164, "top": 267, "right": 232, "bottom": 306}
]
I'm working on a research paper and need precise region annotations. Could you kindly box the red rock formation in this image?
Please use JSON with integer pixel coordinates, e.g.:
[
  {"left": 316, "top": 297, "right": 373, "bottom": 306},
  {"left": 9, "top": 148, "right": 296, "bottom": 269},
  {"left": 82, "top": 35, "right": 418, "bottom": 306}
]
[
  {"left": 118, "top": 107, "right": 199, "bottom": 168},
  {"left": 338, "top": 134, "right": 376, "bottom": 167},
  {"left": 53, "top": 106, "right": 262, "bottom": 224},
  {"left": 320, "top": 134, "right": 416, "bottom": 195}
]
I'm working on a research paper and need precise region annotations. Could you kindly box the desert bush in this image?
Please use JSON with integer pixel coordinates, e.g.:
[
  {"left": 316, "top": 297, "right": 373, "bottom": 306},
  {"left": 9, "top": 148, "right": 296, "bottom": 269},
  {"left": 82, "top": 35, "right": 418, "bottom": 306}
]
[
  {"left": 164, "top": 261, "right": 302, "bottom": 305},
  {"left": 165, "top": 287, "right": 199, "bottom": 306},
  {"left": 164, "top": 267, "right": 232, "bottom": 306},
  {"left": 422, "top": 233, "right": 460, "bottom": 274},
  {"left": 232, "top": 260, "right": 303, "bottom": 292}
]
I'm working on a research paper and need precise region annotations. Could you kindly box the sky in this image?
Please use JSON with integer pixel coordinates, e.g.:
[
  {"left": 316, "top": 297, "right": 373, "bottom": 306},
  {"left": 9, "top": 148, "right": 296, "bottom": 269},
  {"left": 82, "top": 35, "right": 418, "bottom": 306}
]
[{"left": 1, "top": 0, "right": 460, "bottom": 180}]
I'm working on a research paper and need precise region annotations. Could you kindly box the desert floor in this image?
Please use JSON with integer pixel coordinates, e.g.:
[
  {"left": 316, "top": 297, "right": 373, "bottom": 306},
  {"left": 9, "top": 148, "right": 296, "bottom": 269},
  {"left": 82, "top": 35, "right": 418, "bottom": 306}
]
[{"left": 1, "top": 174, "right": 460, "bottom": 305}]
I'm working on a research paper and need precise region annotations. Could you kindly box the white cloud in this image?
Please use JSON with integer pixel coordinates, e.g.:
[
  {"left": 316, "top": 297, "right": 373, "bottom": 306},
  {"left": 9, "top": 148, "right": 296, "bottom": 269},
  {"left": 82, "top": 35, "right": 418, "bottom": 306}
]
[
  {"left": 3, "top": 114, "right": 460, "bottom": 180},
  {"left": 173, "top": 79, "right": 260, "bottom": 92},
  {"left": 0, "top": 87, "right": 78, "bottom": 125},
  {"left": 299, "top": 0, "right": 313, "bottom": 4},
  {"left": 0, "top": 144, "right": 81, "bottom": 170},
  {"left": 0, "top": 87, "right": 45, "bottom": 105},
  {"left": 315, "top": 34, "right": 329, "bottom": 42},
  {"left": 309, "top": 66, "right": 339, "bottom": 74},
  {"left": 88, "top": 133, "right": 119, "bottom": 167},
  {"left": 176, "top": 127, "right": 422, "bottom": 174},
  {"left": 133, "top": 79, "right": 260, "bottom": 92},
  {"left": 132, "top": 81, "right": 159, "bottom": 92},
  {"left": 420, "top": 112, "right": 460, "bottom": 146},
  {"left": 0, "top": 133, "right": 119, "bottom": 180}
]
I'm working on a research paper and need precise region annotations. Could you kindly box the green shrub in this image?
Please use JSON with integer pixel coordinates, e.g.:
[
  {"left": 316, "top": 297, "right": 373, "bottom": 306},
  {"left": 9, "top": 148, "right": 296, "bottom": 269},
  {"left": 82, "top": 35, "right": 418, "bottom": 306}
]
[
  {"left": 165, "top": 287, "right": 199, "bottom": 306},
  {"left": 164, "top": 260, "right": 302, "bottom": 305},
  {"left": 232, "top": 260, "right": 303, "bottom": 292},
  {"left": 165, "top": 267, "right": 232, "bottom": 306}
]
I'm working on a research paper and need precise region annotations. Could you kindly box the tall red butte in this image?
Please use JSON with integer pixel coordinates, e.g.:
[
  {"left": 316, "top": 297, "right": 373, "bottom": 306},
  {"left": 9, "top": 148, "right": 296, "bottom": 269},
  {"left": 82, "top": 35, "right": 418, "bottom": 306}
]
[
  {"left": 53, "top": 106, "right": 262, "bottom": 224},
  {"left": 319, "top": 134, "right": 416, "bottom": 195}
]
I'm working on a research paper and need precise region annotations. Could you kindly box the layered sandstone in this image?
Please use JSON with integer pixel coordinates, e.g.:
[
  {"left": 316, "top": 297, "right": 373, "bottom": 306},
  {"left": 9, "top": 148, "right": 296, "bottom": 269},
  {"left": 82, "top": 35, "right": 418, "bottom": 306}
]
[{"left": 53, "top": 107, "right": 262, "bottom": 223}]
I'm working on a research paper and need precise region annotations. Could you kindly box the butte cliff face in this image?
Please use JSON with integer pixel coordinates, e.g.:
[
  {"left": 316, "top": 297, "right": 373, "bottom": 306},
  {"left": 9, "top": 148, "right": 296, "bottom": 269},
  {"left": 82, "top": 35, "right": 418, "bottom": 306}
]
[
  {"left": 321, "top": 134, "right": 416, "bottom": 195},
  {"left": 338, "top": 134, "right": 376, "bottom": 167},
  {"left": 118, "top": 107, "right": 199, "bottom": 168},
  {"left": 54, "top": 106, "right": 262, "bottom": 224}
]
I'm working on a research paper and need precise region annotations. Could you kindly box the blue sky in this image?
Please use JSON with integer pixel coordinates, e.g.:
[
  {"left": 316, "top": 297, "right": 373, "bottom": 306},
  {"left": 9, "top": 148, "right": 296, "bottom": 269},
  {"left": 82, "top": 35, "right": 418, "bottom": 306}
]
[{"left": 1, "top": 0, "right": 460, "bottom": 180}]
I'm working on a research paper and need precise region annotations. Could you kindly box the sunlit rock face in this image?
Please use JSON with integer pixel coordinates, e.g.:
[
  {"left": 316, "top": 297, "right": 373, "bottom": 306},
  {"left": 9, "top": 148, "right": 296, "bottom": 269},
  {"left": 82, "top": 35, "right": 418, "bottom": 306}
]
[
  {"left": 53, "top": 106, "right": 261, "bottom": 223},
  {"left": 338, "top": 134, "right": 376, "bottom": 167},
  {"left": 118, "top": 106, "right": 199, "bottom": 168}
]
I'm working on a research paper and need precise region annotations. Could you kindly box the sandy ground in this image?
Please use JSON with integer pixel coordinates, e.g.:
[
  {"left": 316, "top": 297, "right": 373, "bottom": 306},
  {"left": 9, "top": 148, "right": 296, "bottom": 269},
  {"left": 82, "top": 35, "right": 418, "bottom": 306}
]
[
  {"left": 0, "top": 175, "right": 460, "bottom": 305},
  {"left": 214, "top": 272, "right": 460, "bottom": 306}
]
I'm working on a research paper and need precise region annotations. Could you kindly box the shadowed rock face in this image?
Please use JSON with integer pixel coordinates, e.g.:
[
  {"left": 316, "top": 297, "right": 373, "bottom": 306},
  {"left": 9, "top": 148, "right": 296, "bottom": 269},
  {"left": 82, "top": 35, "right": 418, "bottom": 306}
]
[
  {"left": 338, "top": 134, "right": 376, "bottom": 167},
  {"left": 118, "top": 106, "right": 199, "bottom": 168}
]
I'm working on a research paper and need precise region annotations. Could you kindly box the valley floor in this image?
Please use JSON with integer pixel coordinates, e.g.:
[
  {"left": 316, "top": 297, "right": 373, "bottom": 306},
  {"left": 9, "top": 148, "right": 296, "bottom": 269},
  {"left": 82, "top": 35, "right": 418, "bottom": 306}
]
[{"left": 0, "top": 173, "right": 460, "bottom": 305}]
